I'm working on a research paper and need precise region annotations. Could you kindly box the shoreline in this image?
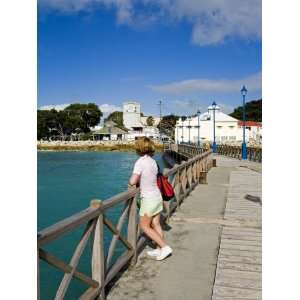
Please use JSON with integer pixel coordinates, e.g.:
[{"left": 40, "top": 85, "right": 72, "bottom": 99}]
[{"left": 37, "top": 141, "right": 164, "bottom": 152}]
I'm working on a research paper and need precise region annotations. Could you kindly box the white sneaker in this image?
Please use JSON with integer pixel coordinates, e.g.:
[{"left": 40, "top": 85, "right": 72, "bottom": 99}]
[
  {"left": 156, "top": 245, "right": 173, "bottom": 261},
  {"left": 147, "top": 248, "right": 161, "bottom": 257}
]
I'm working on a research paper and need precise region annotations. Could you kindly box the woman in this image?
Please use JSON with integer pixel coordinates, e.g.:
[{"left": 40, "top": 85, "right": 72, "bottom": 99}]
[{"left": 128, "top": 137, "right": 173, "bottom": 261}]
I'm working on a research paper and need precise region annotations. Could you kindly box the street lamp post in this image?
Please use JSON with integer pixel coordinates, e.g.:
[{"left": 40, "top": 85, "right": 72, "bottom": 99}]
[
  {"left": 188, "top": 117, "right": 191, "bottom": 144},
  {"left": 241, "top": 85, "right": 248, "bottom": 160},
  {"left": 211, "top": 101, "right": 217, "bottom": 153},
  {"left": 181, "top": 117, "right": 184, "bottom": 144},
  {"left": 197, "top": 109, "right": 201, "bottom": 147}
]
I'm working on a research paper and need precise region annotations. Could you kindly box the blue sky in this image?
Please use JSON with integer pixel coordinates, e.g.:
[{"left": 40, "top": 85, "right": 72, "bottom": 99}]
[{"left": 38, "top": 0, "right": 262, "bottom": 117}]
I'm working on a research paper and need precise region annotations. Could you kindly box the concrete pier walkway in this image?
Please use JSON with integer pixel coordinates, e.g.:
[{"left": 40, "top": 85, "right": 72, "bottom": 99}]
[{"left": 108, "top": 156, "right": 262, "bottom": 300}]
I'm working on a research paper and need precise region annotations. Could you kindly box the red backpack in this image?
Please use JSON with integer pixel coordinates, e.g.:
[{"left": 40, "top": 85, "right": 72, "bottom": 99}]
[{"left": 156, "top": 162, "right": 174, "bottom": 201}]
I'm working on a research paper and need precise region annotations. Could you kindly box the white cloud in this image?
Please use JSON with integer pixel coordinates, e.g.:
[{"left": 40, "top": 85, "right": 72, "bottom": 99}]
[
  {"left": 149, "top": 72, "right": 262, "bottom": 95},
  {"left": 38, "top": 103, "right": 121, "bottom": 115},
  {"left": 173, "top": 99, "right": 200, "bottom": 113},
  {"left": 39, "top": 103, "right": 70, "bottom": 111},
  {"left": 39, "top": 0, "right": 261, "bottom": 45},
  {"left": 217, "top": 102, "right": 235, "bottom": 114},
  {"left": 165, "top": 99, "right": 235, "bottom": 116},
  {"left": 167, "top": 0, "right": 262, "bottom": 45},
  {"left": 98, "top": 103, "right": 122, "bottom": 114}
]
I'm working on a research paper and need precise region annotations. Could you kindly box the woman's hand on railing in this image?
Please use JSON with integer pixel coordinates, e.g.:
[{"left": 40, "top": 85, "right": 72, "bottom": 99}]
[{"left": 127, "top": 183, "right": 136, "bottom": 191}]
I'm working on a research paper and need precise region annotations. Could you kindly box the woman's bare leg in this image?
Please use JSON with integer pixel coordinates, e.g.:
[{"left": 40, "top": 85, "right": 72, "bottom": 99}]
[
  {"left": 140, "top": 214, "right": 166, "bottom": 248},
  {"left": 151, "top": 213, "right": 164, "bottom": 240}
]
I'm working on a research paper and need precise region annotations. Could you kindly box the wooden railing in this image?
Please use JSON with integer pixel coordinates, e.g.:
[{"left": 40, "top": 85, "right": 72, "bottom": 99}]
[
  {"left": 163, "top": 143, "right": 207, "bottom": 159},
  {"left": 177, "top": 144, "right": 207, "bottom": 158},
  {"left": 37, "top": 149, "right": 213, "bottom": 300},
  {"left": 216, "top": 144, "right": 262, "bottom": 162}
]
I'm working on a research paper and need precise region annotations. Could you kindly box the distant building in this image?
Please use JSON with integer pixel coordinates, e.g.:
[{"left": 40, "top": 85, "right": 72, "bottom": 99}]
[
  {"left": 126, "top": 126, "right": 160, "bottom": 141},
  {"left": 175, "top": 104, "right": 262, "bottom": 144},
  {"left": 123, "top": 101, "right": 160, "bottom": 140},
  {"left": 238, "top": 121, "right": 262, "bottom": 143},
  {"left": 123, "top": 101, "right": 144, "bottom": 131},
  {"left": 92, "top": 120, "right": 127, "bottom": 141}
]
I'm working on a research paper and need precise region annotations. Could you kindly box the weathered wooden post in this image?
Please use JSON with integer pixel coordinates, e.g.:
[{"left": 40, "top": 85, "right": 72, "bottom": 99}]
[
  {"left": 127, "top": 195, "right": 138, "bottom": 266},
  {"left": 186, "top": 162, "right": 193, "bottom": 193},
  {"left": 199, "top": 158, "right": 208, "bottom": 184},
  {"left": 207, "top": 156, "right": 211, "bottom": 170},
  {"left": 180, "top": 163, "right": 187, "bottom": 199},
  {"left": 199, "top": 170, "right": 208, "bottom": 184},
  {"left": 90, "top": 199, "right": 106, "bottom": 300},
  {"left": 212, "top": 158, "right": 217, "bottom": 167}
]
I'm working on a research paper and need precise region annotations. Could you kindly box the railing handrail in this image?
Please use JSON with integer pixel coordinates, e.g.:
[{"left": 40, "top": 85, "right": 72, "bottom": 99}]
[
  {"left": 38, "top": 188, "right": 139, "bottom": 247},
  {"left": 164, "top": 149, "right": 212, "bottom": 176},
  {"left": 215, "top": 144, "right": 262, "bottom": 162}
]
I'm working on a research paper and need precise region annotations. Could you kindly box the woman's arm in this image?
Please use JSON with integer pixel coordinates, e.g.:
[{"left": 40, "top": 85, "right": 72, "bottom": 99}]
[
  {"left": 129, "top": 173, "right": 140, "bottom": 186},
  {"left": 129, "top": 159, "right": 141, "bottom": 189}
]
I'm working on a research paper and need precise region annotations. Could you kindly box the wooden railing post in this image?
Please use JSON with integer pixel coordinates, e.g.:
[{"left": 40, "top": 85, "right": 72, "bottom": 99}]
[
  {"left": 199, "top": 157, "right": 208, "bottom": 184},
  {"left": 127, "top": 195, "right": 138, "bottom": 266},
  {"left": 212, "top": 158, "right": 217, "bottom": 167},
  {"left": 90, "top": 200, "right": 106, "bottom": 300},
  {"left": 200, "top": 171, "right": 208, "bottom": 184}
]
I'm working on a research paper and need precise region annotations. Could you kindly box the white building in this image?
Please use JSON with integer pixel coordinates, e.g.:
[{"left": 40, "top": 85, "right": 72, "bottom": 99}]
[
  {"left": 175, "top": 104, "right": 262, "bottom": 145},
  {"left": 237, "top": 121, "right": 262, "bottom": 144},
  {"left": 143, "top": 126, "right": 160, "bottom": 138},
  {"left": 123, "top": 101, "right": 144, "bottom": 131},
  {"left": 123, "top": 101, "right": 160, "bottom": 140},
  {"left": 126, "top": 127, "right": 160, "bottom": 141}
]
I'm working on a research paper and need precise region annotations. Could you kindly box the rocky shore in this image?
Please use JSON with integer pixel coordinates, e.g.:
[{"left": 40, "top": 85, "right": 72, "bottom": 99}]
[{"left": 37, "top": 140, "right": 164, "bottom": 152}]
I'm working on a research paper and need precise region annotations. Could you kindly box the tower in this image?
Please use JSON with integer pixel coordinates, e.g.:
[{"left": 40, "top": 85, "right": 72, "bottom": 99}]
[{"left": 123, "top": 101, "right": 143, "bottom": 131}]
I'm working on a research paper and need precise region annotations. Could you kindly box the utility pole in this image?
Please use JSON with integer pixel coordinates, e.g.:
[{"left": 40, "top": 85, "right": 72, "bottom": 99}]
[{"left": 158, "top": 100, "right": 162, "bottom": 141}]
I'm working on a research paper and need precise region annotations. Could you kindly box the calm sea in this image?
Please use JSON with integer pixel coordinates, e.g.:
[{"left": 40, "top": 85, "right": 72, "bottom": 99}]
[{"left": 38, "top": 151, "right": 165, "bottom": 300}]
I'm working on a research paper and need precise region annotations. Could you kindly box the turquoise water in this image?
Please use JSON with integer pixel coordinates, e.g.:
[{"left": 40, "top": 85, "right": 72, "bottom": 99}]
[{"left": 38, "top": 151, "right": 164, "bottom": 299}]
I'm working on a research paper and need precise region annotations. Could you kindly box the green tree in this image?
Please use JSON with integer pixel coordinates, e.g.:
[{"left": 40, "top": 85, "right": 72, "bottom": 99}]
[
  {"left": 37, "top": 103, "right": 102, "bottom": 140},
  {"left": 64, "top": 103, "right": 102, "bottom": 132},
  {"left": 181, "top": 116, "right": 187, "bottom": 122},
  {"left": 105, "top": 111, "right": 127, "bottom": 130},
  {"left": 146, "top": 116, "right": 154, "bottom": 126},
  {"left": 37, "top": 109, "right": 62, "bottom": 139},
  {"left": 37, "top": 110, "right": 50, "bottom": 139},
  {"left": 229, "top": 99, "right": 262, "bottom": 122},
  {"left": 158, "top": 114, "right": 179, "bottom": 139},
  {"left": 37, "top": 109, "right": 70, "bottom": 140}
]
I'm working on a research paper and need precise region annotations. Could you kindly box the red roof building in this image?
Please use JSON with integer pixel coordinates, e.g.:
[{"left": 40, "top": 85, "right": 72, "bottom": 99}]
[{"left": 238, "top": 121, "right": 262, "bottom": 128}]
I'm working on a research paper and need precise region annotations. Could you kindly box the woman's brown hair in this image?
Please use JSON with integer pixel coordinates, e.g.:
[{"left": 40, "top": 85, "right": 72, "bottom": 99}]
[{"left": 135, "top": 137, "right": 155, "bottom": 156}]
